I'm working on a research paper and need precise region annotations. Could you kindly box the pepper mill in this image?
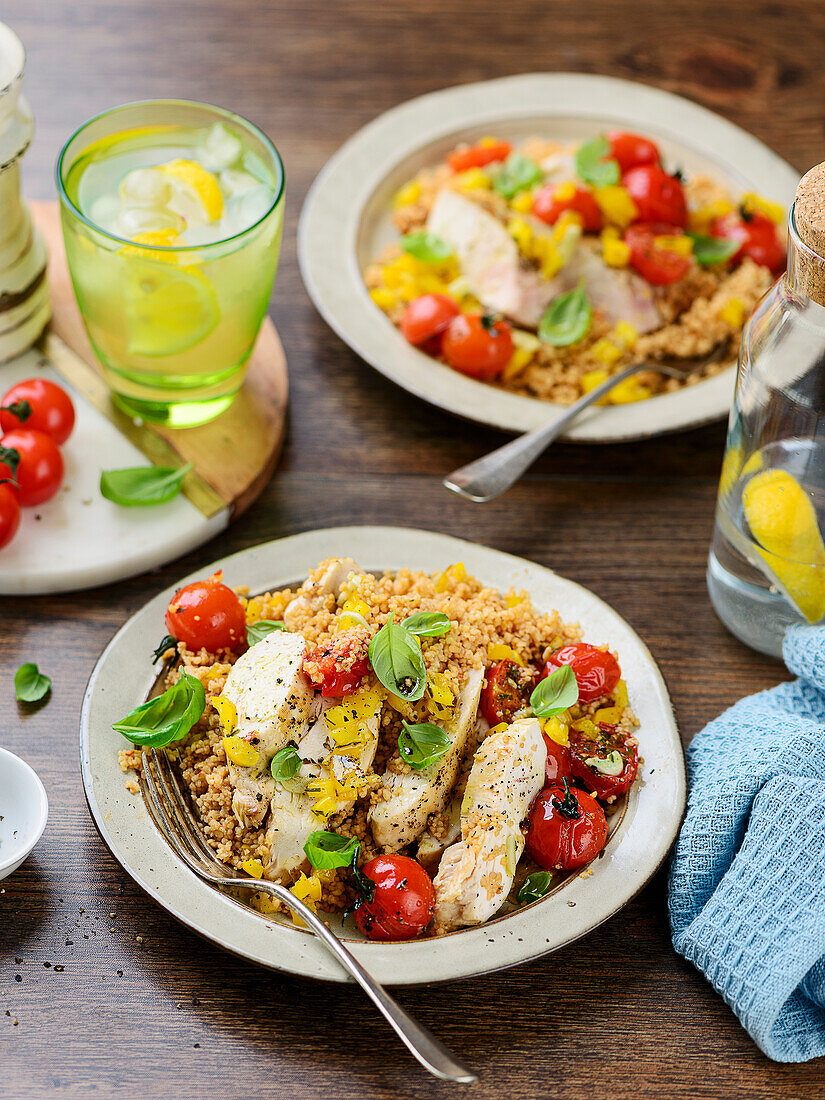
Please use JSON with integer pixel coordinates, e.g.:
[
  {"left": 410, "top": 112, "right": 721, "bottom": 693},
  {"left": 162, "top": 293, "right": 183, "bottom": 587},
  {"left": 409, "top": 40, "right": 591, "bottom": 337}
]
[{"left": 0, "top": 21, "right": 49, "bottom": 362}]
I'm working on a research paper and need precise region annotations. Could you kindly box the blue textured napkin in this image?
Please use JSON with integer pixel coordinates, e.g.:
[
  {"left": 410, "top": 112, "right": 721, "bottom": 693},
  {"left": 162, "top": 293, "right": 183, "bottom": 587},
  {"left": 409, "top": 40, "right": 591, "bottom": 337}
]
[{"left": 668, "top": 624, "right": 825, "bottom": 1062}]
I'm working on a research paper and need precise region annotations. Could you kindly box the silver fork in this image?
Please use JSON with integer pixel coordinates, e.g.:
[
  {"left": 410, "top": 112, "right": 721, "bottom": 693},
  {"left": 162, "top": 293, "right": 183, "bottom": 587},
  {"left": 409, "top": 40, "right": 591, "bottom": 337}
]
[
  {"left": 444, "top": 347, "right": 728, "bottom": 503},
  {"left": 139, "top": 749, "right": 476, "bottom": 1084}
]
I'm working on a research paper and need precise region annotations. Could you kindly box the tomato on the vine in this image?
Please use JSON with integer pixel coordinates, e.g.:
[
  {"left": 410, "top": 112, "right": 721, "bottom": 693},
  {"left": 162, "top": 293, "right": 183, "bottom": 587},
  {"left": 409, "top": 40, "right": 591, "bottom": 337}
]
[
  {"left": 165, "top": 570, "right": 247, "bottom": 652},
  {"left": 541, "top": 643, "right": 621, "bottom": 704},
  {"left": 0, "top": 483, "right": 20, "bottom": 549},
  {"left": 303, "top": 629, "right": 370, "bottom": 697},
  {"left": 0, "top": 377, "right": 75, "bottom": 444},
  {"left": 354, "top": 854, "right": 435, "bottom": 941},
  {"left": 607, "top": 131, "right": 660, "bottom": 174},
  {"left": 710, "top": 211, "right": 785, "bottom": 273},
  {"left": 0, "top": 428, "right": 64, "bottom": 507},
  {"left": 622, "top": 164, "right": 687, "bottom": 228},
  {"left": 526, "top": 780, "right": 609, "bottom": 871},
  {"left": 442, "top": 313, "right": 514, "bottom": 380},
  {"left": 481, "top": 659, "right": 535, "bottom": 727},
  {"left": 400, "top": 294, "right": 460, "bottom": 349},
  {"left": 532, "top": 184, "right": 602, "bottom": 232},
  {"left": 624, "top": 223, "right": 691, "bottom": 286},
  {"left": 568, "top": 723, "right": 639, "bottom": 802},
  {"left": 447, "top": 140, "right": 512, "bottom": 173}
]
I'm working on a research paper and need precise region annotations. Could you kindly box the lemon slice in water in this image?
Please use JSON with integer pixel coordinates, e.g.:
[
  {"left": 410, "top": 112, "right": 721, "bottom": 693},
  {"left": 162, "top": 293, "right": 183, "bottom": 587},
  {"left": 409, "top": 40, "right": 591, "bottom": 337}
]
[
  {"left": 160, "top": 159, "right": 224, "bottom": 224},
  {"left": 742, "top": 468, "right": 825, "bottom": 623},
  {"left": 124, "top": 256, "right": 220, "bottom": 358}
]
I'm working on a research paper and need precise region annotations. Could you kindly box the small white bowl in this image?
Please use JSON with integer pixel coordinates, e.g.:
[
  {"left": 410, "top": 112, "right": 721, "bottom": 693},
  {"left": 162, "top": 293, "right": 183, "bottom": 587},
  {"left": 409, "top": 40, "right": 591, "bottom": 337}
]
[{"left": 0, "top": 747, "right": 48, "bottom": 880}]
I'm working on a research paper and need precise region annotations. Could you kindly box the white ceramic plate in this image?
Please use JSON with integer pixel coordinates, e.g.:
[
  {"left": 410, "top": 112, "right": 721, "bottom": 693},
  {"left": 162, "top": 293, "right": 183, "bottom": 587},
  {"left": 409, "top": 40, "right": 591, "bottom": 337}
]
[
  {"left": 298, "top": 73, "right": 799, "bottom": 441},
  {"left": 81, "top": 526, "right": 686, "bottom": 984}
]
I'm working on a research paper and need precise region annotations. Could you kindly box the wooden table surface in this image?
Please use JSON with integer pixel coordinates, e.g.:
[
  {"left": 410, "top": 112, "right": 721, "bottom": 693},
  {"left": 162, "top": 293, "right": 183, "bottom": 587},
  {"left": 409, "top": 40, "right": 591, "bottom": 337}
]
[{"left": 2, "top": 1, "right": 823, "bottom": 1096}]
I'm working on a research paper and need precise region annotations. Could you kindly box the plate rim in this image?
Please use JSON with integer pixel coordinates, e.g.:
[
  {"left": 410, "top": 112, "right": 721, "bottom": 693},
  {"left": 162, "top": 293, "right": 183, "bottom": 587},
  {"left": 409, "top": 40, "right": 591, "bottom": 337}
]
[
  {"left": 80, "top": 524, "right": 687, "bottom": 985},
  {"left": 298, "top": 71, "right": 799, "bottom": 441}
]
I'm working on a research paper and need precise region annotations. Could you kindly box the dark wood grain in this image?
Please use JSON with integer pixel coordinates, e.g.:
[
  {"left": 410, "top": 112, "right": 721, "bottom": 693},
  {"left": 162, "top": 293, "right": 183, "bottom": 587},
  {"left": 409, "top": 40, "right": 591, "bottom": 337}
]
[{"left": 2, "top": 1, "right": 823, "bottom": 1096}]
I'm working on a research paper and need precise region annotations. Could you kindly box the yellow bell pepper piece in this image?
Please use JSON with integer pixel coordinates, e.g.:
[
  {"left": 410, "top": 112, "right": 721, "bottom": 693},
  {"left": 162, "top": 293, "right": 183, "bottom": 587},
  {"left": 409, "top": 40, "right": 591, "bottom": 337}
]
[
  {"left": 242, "top": 858, "right": 264, "bottom": 879},
  {"left": 602, "top": 238, "right": 631, "bottom": 267},
  {"left": 613, "top": 321, "right": 638, "bottom": 350},
  {"left": 542, "top": 716, "right": 569, "bottom": 746},
  {"left": 426, "top": 672, "right": 455, "bottom": 720},
  {"left": 507, "top": 216, "right": 533, "bottom": 252},
  {"left": 503, "top": 347, "right": 535, "bottom": 381},
  {"left": 487, "top": 643, "right": 524, "bottom": 666},
  {"left": 654, "top": 234, "right": 693, "bottom": 257},
  {"left": 510, "top": 190, "right": 534, "bottom": 214},
  {"left": 594, "top": 185, "right": 637, "bottom": 228},
  {"left": 553, "top": 181, "right": 577, "bottom": 202},
  {"left": 393, "top": 179, "right": 422, "bottom": 208},
  {"left": 688, "top": 199, "right": 734, "bottom": 232},
  {"left": 615, "top": 680, "right": 629, "bottom": 707},
  {"left": 594, "top": 706, "right": 623, "bottom": 724},
  {"left": 289, "top": 872, "right": 323, "bottom": 927},
  {"left": 222, "top": 734, "right": 259, "bottom": 768},
  {"left": 608, "top": 376, "right": 652, "bottom": 405},
  {"left": 740, "top": 192, "right": 784, "bottom": 225},
  {"left": 435, "top": 562, "right": 466, "bottom": 592},
  {"left": 505, "top": 589, "right": 525, "bottom": 608},
  {"left": 591, "top": 338, "right": 623, "bottom": 368},
  {"left": 370, "top": 287, "right": 399, "bottom": 311},
  {"left": 719, "top": 297, "right": 746, "bottom": 328},
  {"left": 488, "top": 722, "right": 510, "bottom": 736},
  {"left": 581, "top": 368, "right": 609, "bottom": 396},
  {"left": 212, "top": 695, "right": 237, "bottom": 735},
  {"left": 571, "top": 718, "right": 601, "bottom": 740},
  {"left": 452, "top": 168, "right": 492, "bottom": 191}
]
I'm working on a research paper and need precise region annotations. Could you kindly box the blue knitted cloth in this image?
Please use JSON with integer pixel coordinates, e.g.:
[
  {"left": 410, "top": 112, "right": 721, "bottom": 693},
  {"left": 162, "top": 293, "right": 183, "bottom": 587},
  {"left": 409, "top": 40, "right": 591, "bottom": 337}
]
[{"left": 668, "top": 624, "right": 825, "bottom": 1063}]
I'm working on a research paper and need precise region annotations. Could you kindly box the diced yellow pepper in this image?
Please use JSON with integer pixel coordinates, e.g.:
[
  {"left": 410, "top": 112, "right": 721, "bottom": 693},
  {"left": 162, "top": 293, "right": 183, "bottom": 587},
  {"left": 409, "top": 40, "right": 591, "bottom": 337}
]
[
  {"left": 503, "top": 347, "right": 535, "bottom": 381},
  {"left": 426, "top": 672, "right": 455, "bottom": 720},
  {"left": 478, "top": 136, "right": 499, "bottom": 148},
  {"left": 245, "top": 596, "right": 263, "bottom": 623},
  {"left": 533, "top": 237, "right": 563, "bottom": 279},
  {"left": 688, "top": 200, "right": 734, "bottom": 232},
  {"left": 553, "top": 181, "right": 577, "bottom": 203},
  {"left": 393, "top": 179, "right": 422, "bottom": 209},
  {"left": 600, "top": 225, "right": 620, "bottom": 243},
  {"left": 602, "top": 237, "right": 631, "bottom": 267},
  {"left": 222, "top": 734, "right": 258, "bottom": 768},
  {"left": 572, "top": 718, "right": 601, "bottom": 740},
  {"left": 594, "top": 706, "right": 623, "bottom": 724},
  {"left": 507, "top": 216, "right": 533, "bottom": 252},
  {"left": 581, "top": 368, "right": 609, "bottom": 395},
  {"left": 369, "top": 287, "right": 399, "bottom": 312},
  {"left": 554, "top": 209, "right": 584, "bottom": 233},
  {"left": 719, "top": 297, "right": 746, "bottom": 328},
  {"left": 591, "top": 338, "right": 623, "bottom": 367},
  {"left": 487, "top": 643, "right": 524, "bottom": 666},
  {"left": 615, "top": 679, "right": 629, "bottom": 707},
  {"left": 594, "top": 185, "right": 638, "bottom": 228},
  {"left": 543, "top": 716, "right": 569, "bottom": 746},
  {"left": 452, "top": 168, "right": 492, "bottom": 191},
  {"left": 242, "top": 858, "right": 264, "bottom": 879},
  {"left": 212, "top": 695, "right": 238, "bottom": 735},
  {"left": 510, "top": 190, "right": 534, "bottom": 214},
  {"left": 435, "top": 562, "right": 466, "bottom": 592},
  {"left": 289, "top": 872, "right": 323, "bottom": 927},
  {"left": 488, "top": 723, "right": 510, "bottom": 736},
  {"left": 505, "top": 589, "right": 525, "bottom": 608},
  {"left": 654, "top": 234, "right": 693, "bottom": 257},
  {"left": 740, "top": 192, "right": 784, "bottom": 225},
  {"left": 608, "top": 376, "right": 652, "bottom": 404},
  {"left": 613, "top": 321, "right": 638, "bottom": 350}
]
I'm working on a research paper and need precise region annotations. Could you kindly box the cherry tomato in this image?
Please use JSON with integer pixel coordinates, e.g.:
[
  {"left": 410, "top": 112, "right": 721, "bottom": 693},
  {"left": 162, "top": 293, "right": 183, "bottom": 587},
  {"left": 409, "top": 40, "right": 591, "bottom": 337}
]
[
  {"left": 526, "top": 780, "right": 609, "bottom": 871},
  {"left": 624, "top": 223, "right": 691, "bottom": 286},
  {"left": 303, "top": 630, "right": 370, "bottom": 697},
  {"left": 710, "top": 212, "right": 786, "bottom": 274},
  {"left": 568, "top": 723, "right": 639, "bottom": 802},
  {"left": 400, "top": 294, "right": 460, "bottom": 348},
  {"left": 165, "top": 570, "right": 246, "bottom": 652},
  {"left": 447, "top": 140, "right": 512, "bottom": 173},
  {"left": 442, "top": 313, "right": 514, "bottom": 380},
  {"left": 0, "top": 378, "right": 75, "bottom": 444},
  {"left": 541, "top": 643, "right": 621, "bottom": 704},
  {"left": 0, "top": 483, "right": 20, "bottom": 549},
  {"left": 0, "top": 429, "right": 64, "bottom": 507},
  {"left": 532, "top": 184, "right": 602, "bottom": 232},
  {"left": 354, "top": 854, "right": 435, "bottom": 941},
  {"left": 607, "top": 131, "right": 660, "bottom": 174},
  {"left": 622, "top": 164, "right": 687, "bottom": 228},
  {"left": 481, "top": 660, "right": 535, "bottom": 727},
  {"left": 542, "top": 733, "right": 572, "bottom": 785}
]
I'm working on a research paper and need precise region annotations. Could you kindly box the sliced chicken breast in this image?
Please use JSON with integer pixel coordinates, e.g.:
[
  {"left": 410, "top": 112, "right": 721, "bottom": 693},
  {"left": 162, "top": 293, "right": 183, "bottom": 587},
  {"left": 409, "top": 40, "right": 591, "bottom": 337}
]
[
  {"left": 264, "top": 784, "right": 320, "bottom": 881},
  {"left": 566, "top": 245, "right": 661, "bottom": 334},
  {"left": 283, "top": 557, "right": 364, "bottom": 630},
  {"left": 417, "top": 794, "right": 462, "bottom": 870},
  {"left": 369, "top": 668, "right": 484, "bottom": 851},
  {"left": 432, "top": 716, "right": 547, "bottom": 931},
  {"left": 231, "top": 770, "right": 277, "bottom": 829}
]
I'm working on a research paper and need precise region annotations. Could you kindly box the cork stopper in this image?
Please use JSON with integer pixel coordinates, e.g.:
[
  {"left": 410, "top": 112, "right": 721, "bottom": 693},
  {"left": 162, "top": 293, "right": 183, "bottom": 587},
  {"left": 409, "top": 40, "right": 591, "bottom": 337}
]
[{"left": 793, "top": 163, "right": 825, "bottom": 305}]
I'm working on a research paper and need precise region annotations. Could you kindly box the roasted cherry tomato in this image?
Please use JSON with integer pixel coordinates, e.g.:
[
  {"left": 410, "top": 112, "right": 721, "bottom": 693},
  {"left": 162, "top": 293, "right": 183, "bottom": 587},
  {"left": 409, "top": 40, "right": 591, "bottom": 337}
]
[
  {"left": 526, "top": 780, "right": 609, "bottom": 871},
  {"left": 165, "top": 570, "right": 246, "bottom": 652},
  {"left": 624, "top": 223, "right": 691, "bottom": 286},
  {"left": 607, "top": 131, "right": 660, "bottom": 174},
  {"left": 622, "top": 164, "right": 687, "bottom": 228},
  {"left": 0, "top": 483, "right": 20, "bottom": 549},
  {"left": 442, "top": 313, "right": 514, "bottom": 380},
  {"left": 303, "top": 629, "right": 370, "bottom": 697},
  {"left": 0, "top": 377, "right": 75, "bottom": 444},
  {"left": 354, "top": 854, "right": 435, "bottom": 941},
  {"left": 0, "top": 428, "right": 64, "bottom": 507},
  {"left": 542, "top": 733, "right": 572, "bottom": 784},
  {"left": 532, "top": 184, "right": 602, "bottom": 232},
  {"left": 542, "top": 643, "right": 621, "bottom": 704},
  {"left": 568, "top": 723, "right": 639, "bottom": 802},
  {"left": 481, "top": 659, "right": 535, "bottom": 727},
  {"left": 710, "top": 211, "right": 786, "bottom": 274},
  {"left": 400, "top": 294, "right": 460, "bottom": 348},
  {"left": 447, "top": 139, "right": 512, "bottom": 173}
]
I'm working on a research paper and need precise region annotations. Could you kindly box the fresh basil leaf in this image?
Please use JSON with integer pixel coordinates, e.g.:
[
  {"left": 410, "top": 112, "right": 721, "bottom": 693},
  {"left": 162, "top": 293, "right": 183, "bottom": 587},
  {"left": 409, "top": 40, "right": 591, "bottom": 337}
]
[
  {"left": 112, "top": 672, "right": 205, "bottom": 748},
  {"left": 492, "top": 153, "right": 543, "bottom": 199},
  {"left": 270, "top": 745, "right": 301, "bottom": 782},
  {"left": 517, "top": 870, "right": 553, "bottom": 905},
  {"left": 400, "top": 231, "right": 453, "bottom": 264},
  {"left": 247, "top": 620, "right": 286, "bottom": 646},
  {"left": 368, "top": 615, "right": 427, "bottom": 700},
  {"left": 304, "top": 830, "right": 360, "bottom": 870},
  {"left": 151, "top": 634, "right": 180, "bottom": 666},
  {"left": 530, "top": 664, "right": 579, "bottom": 717},
  {"left": 538, "top": 283, "right": 592, "bottom": 347},
  {"left": 400, "top": 611, "right": 451, "bottom": 638},
  {"left": 398, "top": 721, "right": 451, "bottom": 770},
  {"left": 574, "top": 136, "right": 620, "bottom": 188},
  {"left": 100, "top": 462, "right": 193, "bottom": 507},
  {"left": 687, "top": 233, "right": 739, "bottom": 266},
  {"left": 14, "top": 662, "right": 51, "bottom": 703}
]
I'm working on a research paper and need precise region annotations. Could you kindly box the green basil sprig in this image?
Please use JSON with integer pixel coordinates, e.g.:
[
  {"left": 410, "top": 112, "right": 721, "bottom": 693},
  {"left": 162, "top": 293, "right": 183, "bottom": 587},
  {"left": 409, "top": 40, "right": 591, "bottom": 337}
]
[
  {"left": 368, "top": 614, "right": 427, "bottom": 700},
  {"left": 113, "top": 672, "right": 205, "bottom": 748},
  {"left": 247, "top": 620, "right": 286, "bottom": 646},
  {"left": 538, "top": 283, "right": 592, "bottom": 347},
  {"left": 151, "top": 634, "right": 180, "bottom": 666},
  {"left": 304, "top": 830, "right": 360, "bottom": 870},
  {"left": 517, "top": 870, "right": 554, "bottom": 905},
  {"left": 100, "top": 462, "right": 193, "bottom": 507},
  {"left": 492, "top": 153, "right": 543, "bottom": 199},
  {"left": 574, "top": 136, "right": 620, "bottom": 188},
  {"left": 269, "top": 745, "right": 302, "bottom": 781},
  {"left": 398, "top": 721, "right": 451, "bottom": 770},
  {"left": 401, "top": 611, "right": 451, "bottom": 638},
  {"left": 530, "top": 664, "right": 579, "bottom": 717},
  {"left": 14, "top": 662, "right": 51, "bottom": 703},
  {"left": 686, "top": 233, "right": 739, "bottom": 266},
  {"left": 400, "top": 231, "right": 453, "bottom": 264}
]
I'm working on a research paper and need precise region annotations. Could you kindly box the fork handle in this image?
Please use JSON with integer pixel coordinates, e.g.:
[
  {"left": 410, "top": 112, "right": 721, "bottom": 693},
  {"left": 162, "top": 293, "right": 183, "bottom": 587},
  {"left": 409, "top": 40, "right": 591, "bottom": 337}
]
[
  {"left": 443, "top": 361, "right": 643, "bottom": 503},
  {"left": 256, "top": 880, "right": 477, "bottom": 1084}
]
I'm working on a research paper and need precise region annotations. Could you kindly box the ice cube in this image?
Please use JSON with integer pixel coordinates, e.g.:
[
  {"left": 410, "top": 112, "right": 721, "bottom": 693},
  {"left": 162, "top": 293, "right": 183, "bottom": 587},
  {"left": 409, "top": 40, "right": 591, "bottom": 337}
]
[
  {"left": 178, "top": 223, "right": 224, "bottom": 246},
  {"left": 119, "top": 167, "right": 171, "bottom": 207},
  {"left": 89, "top": 194, "right": 121, "bottom": 233},
  {"left": 199, "top": 123, "right": 243, "bottom": 172},
  {"left": 228, "top": 185, "right": 275, "bottom": 232},
  {"left": 219, "top": 169, "right": 260, "bottom": 198},
  {"left": 115, "top": 205, "right": 185, "bottom": 238}
]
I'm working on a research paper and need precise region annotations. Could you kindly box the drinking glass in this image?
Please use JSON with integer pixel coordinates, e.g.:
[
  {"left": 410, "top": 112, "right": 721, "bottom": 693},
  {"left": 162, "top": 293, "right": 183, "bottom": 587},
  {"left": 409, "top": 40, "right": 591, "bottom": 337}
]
[{"left": 57, "top": 100, "right": 284, "bottom": 427}]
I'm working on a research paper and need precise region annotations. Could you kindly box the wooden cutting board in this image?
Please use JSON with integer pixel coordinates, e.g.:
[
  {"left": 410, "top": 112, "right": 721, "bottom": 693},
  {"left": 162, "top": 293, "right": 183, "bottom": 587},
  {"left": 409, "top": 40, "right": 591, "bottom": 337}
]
[{"left": 30, "top": 199, "right": 288, "bottom": 520}]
